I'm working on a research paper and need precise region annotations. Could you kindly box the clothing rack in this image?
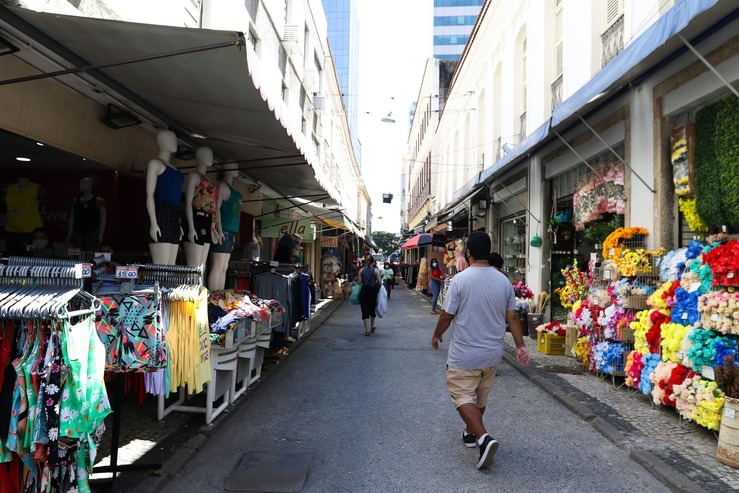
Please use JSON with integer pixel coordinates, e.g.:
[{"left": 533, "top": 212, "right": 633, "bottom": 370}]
[
  {"left": 7, "top": 255, "right": 77, "bottom": 266},
  {"left": 135, "top": 263, "right": 203, "bottom": 287}
]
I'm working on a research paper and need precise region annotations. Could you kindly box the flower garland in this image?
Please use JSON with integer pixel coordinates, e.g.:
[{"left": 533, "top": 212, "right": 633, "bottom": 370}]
[
  {"left": 678, "top": 197, "right": 710, "bottom": 235},
  {"left": 702, "top": 240, "right": 739, "bottom": 286},
  {"left": 638, "top": 352, "right": 661, "bottom": 395},
  {"left": 602, "top": 227, "right": 650, "bottom": 259},
  {"left": 660, "top": 322, "right": 690, "bottom": 363},
  {"left": 536, "top": 320, "right": 566, "bottom": 336},
  {"left": 697, "top": 288, "right": 739, "bottom": 334}
]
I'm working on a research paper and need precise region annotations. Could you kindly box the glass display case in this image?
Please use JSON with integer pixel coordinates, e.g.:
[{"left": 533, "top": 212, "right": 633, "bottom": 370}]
[{"left": 500, "top": 218, "right": 526, "bottom": 281}]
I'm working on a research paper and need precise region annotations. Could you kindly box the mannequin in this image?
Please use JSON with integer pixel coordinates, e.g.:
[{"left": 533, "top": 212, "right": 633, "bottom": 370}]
[
  {"left": 184, "top": 146, "right": 221, "bottom": 269},
  {"left": 4, "top": 177, "right": 45, "bottom": 255},
  {"left": 146, "top": 129, "right": 184, "bottom": 265},
  {"left": 66, "top": 177, "right": 106, "bottom": 250},
  {"left": 207, "top": 165, "right": 241, "bottom": 290}
]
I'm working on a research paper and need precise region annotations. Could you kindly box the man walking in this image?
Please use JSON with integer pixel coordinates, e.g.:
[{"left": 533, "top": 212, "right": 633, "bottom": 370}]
[{"left": 431, "top": 231, "right": 530, "bottom": 469}]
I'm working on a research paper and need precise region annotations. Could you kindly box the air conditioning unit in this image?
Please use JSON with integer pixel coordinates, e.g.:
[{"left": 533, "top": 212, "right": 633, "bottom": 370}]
[
  {"left": 313, "top": 96, "right": 326, "bottom": 111},
  {"left": 281, "top": 25, "right": 302, "bottom": 56}
]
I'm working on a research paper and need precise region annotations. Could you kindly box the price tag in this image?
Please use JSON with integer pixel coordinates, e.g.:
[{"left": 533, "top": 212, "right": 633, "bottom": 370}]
[
  {"left": 711, "top": 313, "right": 719, "bottom": 322},
  {"left": 269, "top": 260, "right": 279, "bottom": 267},
  {"left": 609, "top": 248, "right": 615, "bottom": 257},
  {"left": 676, "top": 351, "right": 684, "bottom": 360},
  {"left": 728, "top": 271, "right": 735, "bottom": 279},
  {"left": 725, "top": 407, "right": 737, "bottom": 420},
  {"left": 701, "top": 365, "right": 715, "bottom": 380},
  {"left": 604, "top": 269, "right": 611, "bottom": 280},
  {"left": 590, "top": 252, "right": 597, "bottom": 262},
  {"left": 682, "top": 312, "right": 688, "bottom": 320},
  {"left": 689, "top": 282, "right": 701, "bottom": 292},
  {"left": 115, "top": 266, "right": 139, "bottom": 279},
  {"left": 75, "top": 263, "right": 92, "bottom": 279},
  {"left": 593, "top": 297, "right": 599, "bottom": 305}
]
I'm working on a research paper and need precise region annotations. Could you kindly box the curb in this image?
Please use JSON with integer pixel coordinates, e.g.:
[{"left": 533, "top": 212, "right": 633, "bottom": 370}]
[
  {"left": 501, "top": 346, "right": 708, "bottom": 493},
  {"left": 131, "top": 299, "right": 345, "bottom": 492}
]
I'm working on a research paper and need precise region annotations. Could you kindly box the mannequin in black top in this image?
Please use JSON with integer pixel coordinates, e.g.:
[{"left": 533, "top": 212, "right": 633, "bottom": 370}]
[{"left": 66, "top": 177, "right": 106, "bottom": 251}]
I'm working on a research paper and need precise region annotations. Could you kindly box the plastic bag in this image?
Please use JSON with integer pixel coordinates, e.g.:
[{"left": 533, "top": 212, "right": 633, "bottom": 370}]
[
  {"left": 350, "top": 284, "right": 361, "bottom": 305},
  {"left": 376, "top": 285, "right": 388, "bottom": 318}
]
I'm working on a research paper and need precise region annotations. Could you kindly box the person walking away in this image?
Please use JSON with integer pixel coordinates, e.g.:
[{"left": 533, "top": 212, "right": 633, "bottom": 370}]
[
  {"left": 429, "top": 258, "right": 442, "bottom": 315},
  {"left": 359, "top": 255, "right": 382, "bottom": 336},
  {"left": 382, "top": 262, "right": 395, "bottom": 300},
  {"left": 431, "top": 231, "right": 530, "bottom": 469}
]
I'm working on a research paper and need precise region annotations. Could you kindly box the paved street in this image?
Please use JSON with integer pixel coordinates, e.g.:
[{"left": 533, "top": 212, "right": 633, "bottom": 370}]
[{"left": 140, "top": 285, "right": 671, "bottom": 493}]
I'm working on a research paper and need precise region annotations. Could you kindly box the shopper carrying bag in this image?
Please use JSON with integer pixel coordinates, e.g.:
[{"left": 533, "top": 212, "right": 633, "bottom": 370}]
[
  {"left": 358, "top": 255, "right": 382, "bottom": 336},
  {"left": 376, "top": 285, "right": 388, "bottom": 318},
  {"left": 350, "top": 283, "right": 361, "bottom": 305}
]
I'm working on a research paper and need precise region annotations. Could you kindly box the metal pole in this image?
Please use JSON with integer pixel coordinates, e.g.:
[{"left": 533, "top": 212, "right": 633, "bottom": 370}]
[
  {"left": 552, "top": 130, "right": 608, "bottom": 182},
  {"left": 678, "top": 34, "right": 739, "bottom": 100},
  {"left": 576, "top": 114, "right": 655, "bottom": 194}
]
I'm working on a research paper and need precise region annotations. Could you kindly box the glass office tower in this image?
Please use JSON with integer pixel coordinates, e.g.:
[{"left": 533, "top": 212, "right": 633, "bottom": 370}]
[
  {"left": 433, "top": 0, "right": 484, "bottom": 61},
  {"left": 323, "top": 0, "right": 360, "bottom": 165}
]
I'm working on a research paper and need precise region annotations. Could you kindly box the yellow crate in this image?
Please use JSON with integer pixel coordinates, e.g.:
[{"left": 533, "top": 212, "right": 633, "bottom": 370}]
[{"left": 538, "top": 333, "right": 566, "bottom": 355}]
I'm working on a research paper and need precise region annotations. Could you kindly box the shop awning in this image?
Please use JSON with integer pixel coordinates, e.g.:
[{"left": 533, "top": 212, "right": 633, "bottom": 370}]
[
  {"left": 0, "top": 7, "right": 340, "bottom": 204},
  {"left": 293, "top": 202, "right": 364, "bottom": 238},
  {"left": 402, "top": 233, "right": 445, "bottom": 250}
]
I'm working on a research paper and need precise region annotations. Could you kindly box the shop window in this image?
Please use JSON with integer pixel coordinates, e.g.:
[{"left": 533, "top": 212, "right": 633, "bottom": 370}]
[{"left": 500, "top": 217, "right": 526, "bottom": 282}]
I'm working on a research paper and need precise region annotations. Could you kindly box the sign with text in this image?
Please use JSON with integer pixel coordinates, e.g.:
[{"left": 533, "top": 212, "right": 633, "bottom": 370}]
[{"left": 260, "top": 218, "right": 316, "bottom": 241}]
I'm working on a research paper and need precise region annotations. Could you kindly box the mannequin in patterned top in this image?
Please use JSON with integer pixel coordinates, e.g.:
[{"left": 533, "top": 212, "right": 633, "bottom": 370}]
[
  {"left": 184, "top": 146, "right": 223, "bottom": 269},
  {"left": 208, "top": 164, "right": 241, "bottom": 290}
]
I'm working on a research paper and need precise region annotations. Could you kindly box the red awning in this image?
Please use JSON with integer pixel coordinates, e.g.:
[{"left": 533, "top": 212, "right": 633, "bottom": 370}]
[{"left": 402, "top": 233, "right": 436, "bottom": 250}]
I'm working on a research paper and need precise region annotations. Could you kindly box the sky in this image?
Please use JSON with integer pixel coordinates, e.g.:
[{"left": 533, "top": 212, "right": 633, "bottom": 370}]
[{"left": 356, "top": 0, "right": 433, "bottom": 235}]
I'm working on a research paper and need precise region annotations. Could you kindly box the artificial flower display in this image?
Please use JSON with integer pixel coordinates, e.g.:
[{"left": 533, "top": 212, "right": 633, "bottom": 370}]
[
  {"left": 555, "top": 260, "right": 592, "bottom": 309},
  {"left": 650, "top": 361, "right": 678, "bottom": 406},
  {"left": 687, "top": 328, "right": 735, "bottom": 371},
  {"left": 672, "top": 374, "right": 725, "bottom": 429},
  {"left": 638, "top": 352, "right": 662, "bottom": 395},
  {"left": 627, "top": 350, "right": 645, "bottom": 388},
  {"left": 602, "top": 226, "right": 650, "bottom": 259},
  {"left": 536, "top": 320, "right": 566, "bottom": 336},
  {"left": 660, "top": 322, "right": 690, "bottom": 363},
  {"left": 671, "top": 287, "right": 701, "bottom": 325},
  {"left": 512, "top": 279, "right": 534, "bottom": 299},
  {"left": 572, "top": 160, "right": 625, "bottom": 230},
  {"left": 713, "top": 342, "right": 739, "bottom": 369},
  {"left": 660, "top": 248, "right": 688, "bottom": 282},
  {"left": 697, "top": 288, "right": 739, "bottom": 334},
  {"left": 573, "top": 337, "right": 591, "bottom": 366},
  {"left": 614, "top": 247, "right": 665, "bottom": 276},
  {"left": 592, "top": 341, "right": 628, "bottom": 375},
  {"left": 702, "top": 240, "right": 739, "bottom": 286},
  {"left": 665, "top": 364, "right": 696, "bottom": 408},
  {"left": 630, "top": 309, "right": 651, "bottom": 352},
  {"left": 678, "top": 197, "right": 709, "bottom": 234},
  {"left": 648, "top": 281, "right": 677, "bottom": 310}
]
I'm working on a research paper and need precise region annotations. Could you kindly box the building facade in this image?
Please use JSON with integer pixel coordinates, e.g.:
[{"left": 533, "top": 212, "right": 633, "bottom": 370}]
[{"left": 432, "top": 0, "right": 484, "bottom": 61}]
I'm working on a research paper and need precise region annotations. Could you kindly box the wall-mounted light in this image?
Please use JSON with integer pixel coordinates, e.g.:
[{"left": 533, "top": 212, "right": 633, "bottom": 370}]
[
  {"left": 382, "top": 193, "right": 393, "bottom": 203},
  {"left": 101, "top": 103, "right": 141, "bottom": 129}
]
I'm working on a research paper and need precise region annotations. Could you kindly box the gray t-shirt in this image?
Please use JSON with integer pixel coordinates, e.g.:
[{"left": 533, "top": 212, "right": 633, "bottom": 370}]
[{"left": 442, "top": 265, "right": 516, "bottom": 370}]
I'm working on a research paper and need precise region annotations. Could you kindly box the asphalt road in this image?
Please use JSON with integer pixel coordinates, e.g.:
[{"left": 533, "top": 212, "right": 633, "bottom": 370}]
[{"left": 158, "top": 285, "right": 671, "bottom": 493}]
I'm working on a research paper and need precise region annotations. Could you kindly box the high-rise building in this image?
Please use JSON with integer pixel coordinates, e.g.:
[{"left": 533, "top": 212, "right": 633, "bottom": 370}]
[
  {"left": 433, "top": 0, "right": 484, "bottom": 61},
  {"left": 323, "top": 0, "right": 361, "bottom": 166}
]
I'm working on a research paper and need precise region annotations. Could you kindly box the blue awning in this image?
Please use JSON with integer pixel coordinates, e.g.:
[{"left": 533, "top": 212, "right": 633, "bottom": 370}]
[
  {"left": 477, "top": 120, "right": 550, "bottom": 185},
  {"left": 552, "top": 0, "right": 720, "bottom": 127}
]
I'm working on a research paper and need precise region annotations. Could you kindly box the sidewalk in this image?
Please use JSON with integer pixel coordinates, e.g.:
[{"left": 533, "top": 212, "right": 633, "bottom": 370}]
[{"left": 412, "top": 286, "right": 736, "bottom": 493}]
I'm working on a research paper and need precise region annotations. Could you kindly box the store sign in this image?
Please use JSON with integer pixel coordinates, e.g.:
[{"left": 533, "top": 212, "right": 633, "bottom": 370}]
[
  {"left": 260, "top": 218, "right": 316, "bottom": 241},
  {"left": 321, "top": 237, "right": 338, "bottom": 247}
]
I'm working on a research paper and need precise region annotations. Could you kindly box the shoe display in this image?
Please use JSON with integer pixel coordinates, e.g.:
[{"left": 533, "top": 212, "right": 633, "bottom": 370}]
[
  {"left": 476, "top": 435, "right": 499, "bottom": 469},
  {"left": 462, "top": 430, "right": 477, "bottom": 448}
]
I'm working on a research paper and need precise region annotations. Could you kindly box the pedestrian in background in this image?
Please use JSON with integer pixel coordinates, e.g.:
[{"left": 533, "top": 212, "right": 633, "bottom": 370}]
[
  {"left": 431, "top": 231, "right": 530, "bottom": 469},
  {"left": 429, "top": 258, "right": 442, "bottom": 315},
  {"left": 359, "top": 254, "right": 382, "bottom": 336},
  {"left": 382, "top": 262, "right": 395, "bottom": 300}
]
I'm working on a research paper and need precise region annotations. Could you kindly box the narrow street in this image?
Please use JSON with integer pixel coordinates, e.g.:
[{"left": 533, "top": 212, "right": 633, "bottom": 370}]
[{"left": 148, "top": 286, "right": 670, "bottom": 493}]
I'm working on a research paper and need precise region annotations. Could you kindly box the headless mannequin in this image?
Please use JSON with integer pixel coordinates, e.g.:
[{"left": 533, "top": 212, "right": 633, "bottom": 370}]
[
  {"left": 66, "top": 177, "right": 106, "bottom": 249},
  {"left": 145, "top": 129, "right": 182, "bottom": 265},
  {"left": 185, "top": 146, "right": 222, "bottom": 269},
  {"left": 207, "top": 168, "right": 240, "bottom": 291}
]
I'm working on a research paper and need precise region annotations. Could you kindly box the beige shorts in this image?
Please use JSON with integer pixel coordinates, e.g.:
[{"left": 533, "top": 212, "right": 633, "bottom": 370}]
[{"left": 446, "top": 365, "right": 498, "bottom": 409}]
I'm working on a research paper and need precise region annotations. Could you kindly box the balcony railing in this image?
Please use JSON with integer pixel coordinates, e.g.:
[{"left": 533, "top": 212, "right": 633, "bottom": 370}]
[
  {"left": 551, "top": 75, "right": 563, "bottom": 111},
  {"left": 601, "top": 15, "right": 624, "bottom": 67}
]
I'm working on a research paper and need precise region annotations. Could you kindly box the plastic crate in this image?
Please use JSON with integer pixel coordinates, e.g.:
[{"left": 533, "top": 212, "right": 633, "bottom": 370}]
[{"left": 538, "top": 333, "right": 566, "bottom": 355}]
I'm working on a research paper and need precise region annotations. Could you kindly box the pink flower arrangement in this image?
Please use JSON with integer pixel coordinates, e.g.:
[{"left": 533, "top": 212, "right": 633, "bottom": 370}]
[
  {"left": 512, "top": 279, "right": 534, "bottom": 299},
  {"left": 536, "top": 320, "right": 566, "bottom": 336},
  {"left": 697, "top": 288, "right": 739, "bottom": 334}
]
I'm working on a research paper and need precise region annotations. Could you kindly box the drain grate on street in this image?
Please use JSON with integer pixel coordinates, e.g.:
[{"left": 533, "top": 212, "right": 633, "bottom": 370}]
[{"left": 225, "top": 452, "right": 313, "bottom": 493}]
